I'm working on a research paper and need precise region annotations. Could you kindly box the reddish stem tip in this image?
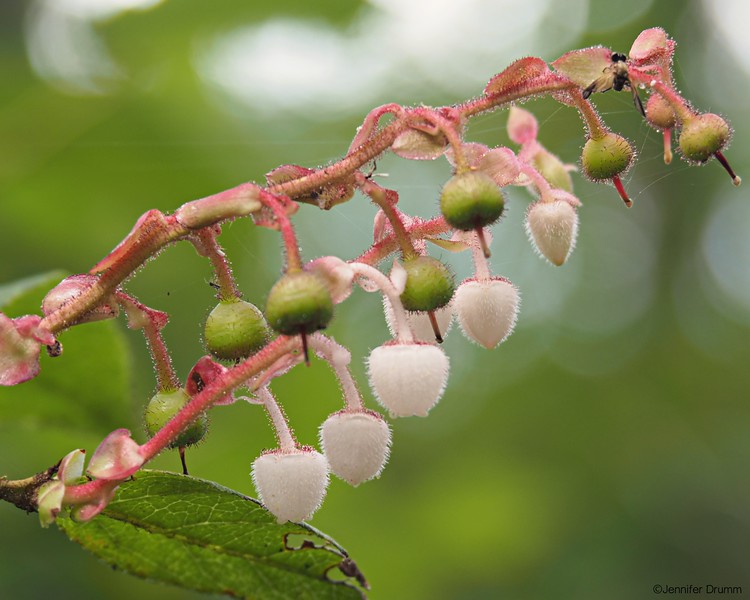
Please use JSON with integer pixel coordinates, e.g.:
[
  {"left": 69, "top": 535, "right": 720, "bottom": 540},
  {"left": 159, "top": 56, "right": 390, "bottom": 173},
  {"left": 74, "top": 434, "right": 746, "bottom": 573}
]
[
  {"left": 428, "top": 311, "right": 443, "bottom": 344},
  {"left": 179, "top": 446, "right": 189, "bottom": 475},
  {"left": 715, "top": 151, "right": 741, "bottom": 186},
  {"left": 475, "top": 226, "right": 491, "bottom": 258},
  {"left": 300, "top": 332, "right": 311, "bottom": 366},
  {"left": 612, "top": 176, "right": 633, "bottom": 208}
]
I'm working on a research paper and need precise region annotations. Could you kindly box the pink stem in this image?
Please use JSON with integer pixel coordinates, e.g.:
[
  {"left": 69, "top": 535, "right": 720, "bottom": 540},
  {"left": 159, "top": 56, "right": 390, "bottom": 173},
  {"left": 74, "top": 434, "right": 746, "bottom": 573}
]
[
  {"left": 356, "top": 216, "right": 452, "bottom": 265},
  {"left": 139, "top": 335, "right": 299, "bottom": 461},
  {"left": 115, "top": 292, "right": 180, "bottom": 391},
  {"left": 40, "top": 213, "right": 189, "bottom": 334},
  {"left": 357, "top": 175, "right": 417, "bottom": 259},
  {"left": 309, "top": 333, "right": 363, "bottom": 411},
  {"left": 259, "top": 191, "right": 303, "bottom": 271},
  {"left": 194, "top": 229, "right": 241, "bottom": 301}
]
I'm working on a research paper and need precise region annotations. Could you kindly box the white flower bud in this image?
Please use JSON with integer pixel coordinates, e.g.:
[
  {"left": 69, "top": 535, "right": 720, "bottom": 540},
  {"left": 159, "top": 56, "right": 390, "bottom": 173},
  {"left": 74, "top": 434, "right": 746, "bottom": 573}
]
[
  {"left": 366, "top": 343, "right": 450, "bottom": 417},
  {"left": 455, "top": 278, "right": 519, "bottom": 349},
  {"left": 251, "top": 448, "right": 329, "bottom": 523},
  {"left": 525, "top": 200, "right": 579, "bottom": 266},
  {"left": 383, "top": 297, "right": 454, "bottom": 343},
  {"left": 320, "top": 410, "right": 391, "bottom": 486}
]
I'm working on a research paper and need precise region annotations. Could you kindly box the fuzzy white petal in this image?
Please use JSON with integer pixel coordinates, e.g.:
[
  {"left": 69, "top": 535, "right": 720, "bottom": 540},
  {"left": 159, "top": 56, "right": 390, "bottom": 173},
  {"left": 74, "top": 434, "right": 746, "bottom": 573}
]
[
  {"left": 525, "top": 200, "right": 579, "bottom": 266},
  {"left": 252, "top": 449, "right": 329, "bottom": 523},
  {"left": 455, "top": 279, "right": 520, "bottom": 349},
  {"left": 320, "top": 411, "right": 391, "bottom": 486},
  {"left": 366, "top": 344, "right": 449, "bottom": 417}
]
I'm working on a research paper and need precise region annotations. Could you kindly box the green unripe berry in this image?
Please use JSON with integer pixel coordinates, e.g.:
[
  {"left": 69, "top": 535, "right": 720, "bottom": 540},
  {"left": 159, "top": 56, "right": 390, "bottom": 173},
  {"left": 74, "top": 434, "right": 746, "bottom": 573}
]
[
  {"left": 581, "top": 133, "right": 634, "bottom": 181},
  {"left": 679, "top": 113, "right": 730, "bottom": 163},
  {"left": 144, "top": 388, "right": 208, "bottom": 448},
  {"left": 645, "top": 94, "right": 676, "bottom": 130},
  {"left": 265, "top": 271, "right": 334, "bottom": 335},
  {"left": 440, "top": 172, "right": 505, "bottom": 230},
  {"left": 400, "top": 256, "right": 455, "bottom": 312},
  {"left": 204, "top": 299, "right": 269, "bottom": 360}
]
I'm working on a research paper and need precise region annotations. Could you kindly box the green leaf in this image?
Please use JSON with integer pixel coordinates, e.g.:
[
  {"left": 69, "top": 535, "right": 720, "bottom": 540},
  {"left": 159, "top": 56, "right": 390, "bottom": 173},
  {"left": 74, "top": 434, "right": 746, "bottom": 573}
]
[
  {"left": 0, "top": 270, "right": 67, "bottom": 308},
  {"left": 0, "top": 272, "right": 133, "bottom": 476},
  {"left": 58, "top": 470, "right": 367, "bottom": 600}
]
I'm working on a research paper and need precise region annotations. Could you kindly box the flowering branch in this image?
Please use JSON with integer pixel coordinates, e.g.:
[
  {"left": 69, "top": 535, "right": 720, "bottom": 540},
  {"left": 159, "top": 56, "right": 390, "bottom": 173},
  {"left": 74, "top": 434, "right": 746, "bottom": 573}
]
[{"left": 0, "top": 27, "right": 742, "bottom": 529}]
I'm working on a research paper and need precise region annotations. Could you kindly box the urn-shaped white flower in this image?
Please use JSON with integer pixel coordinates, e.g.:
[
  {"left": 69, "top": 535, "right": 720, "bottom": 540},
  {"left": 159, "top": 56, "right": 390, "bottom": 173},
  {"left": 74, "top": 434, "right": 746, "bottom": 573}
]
[
  {"left": 455, "top": 278, "right": 520, "bottom": 349},
  {"left": 320, "top": 410, "right": 392, "bottom": 486},
  {"left": 366, "top": 342, "right": 450, "bottom": 417},
  {"left": 251, "top": 448, "right": 329, "bottom": 523},
  {"left": 525, "top": 200, "right": 579, "bottom": 266}
]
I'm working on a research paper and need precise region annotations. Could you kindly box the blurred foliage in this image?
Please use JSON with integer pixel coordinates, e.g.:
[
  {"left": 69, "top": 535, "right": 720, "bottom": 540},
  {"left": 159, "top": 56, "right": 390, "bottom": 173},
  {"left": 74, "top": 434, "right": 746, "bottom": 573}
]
[{"left": 2, "top": 0, "right": 750, "bottom": 599}]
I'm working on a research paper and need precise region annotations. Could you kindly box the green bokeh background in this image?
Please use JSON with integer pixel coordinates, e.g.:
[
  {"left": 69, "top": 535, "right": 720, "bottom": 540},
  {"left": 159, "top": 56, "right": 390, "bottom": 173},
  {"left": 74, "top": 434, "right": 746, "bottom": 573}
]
[{"left": 2, "top": 1, "right": 749, "bottom": 598}]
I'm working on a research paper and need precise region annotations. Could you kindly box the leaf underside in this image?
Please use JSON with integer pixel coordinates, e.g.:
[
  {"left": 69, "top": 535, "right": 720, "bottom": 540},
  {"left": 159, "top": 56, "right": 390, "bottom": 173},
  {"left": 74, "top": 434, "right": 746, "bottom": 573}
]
[{"left": 58, "top": 470, "right": 366, "bottom": 600}]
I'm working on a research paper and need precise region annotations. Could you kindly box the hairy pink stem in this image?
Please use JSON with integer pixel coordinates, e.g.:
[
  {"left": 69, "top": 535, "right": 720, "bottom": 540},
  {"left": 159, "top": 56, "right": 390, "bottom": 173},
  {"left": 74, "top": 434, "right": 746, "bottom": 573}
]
[
  {"left": 565, "top": 89, "right": 607, "bottom": 139},
  {"left": 349, "top": 262, "right": 414, "bottom": 344},
  {"left": 257, "top": 387, "right": 297, "bottom": 452},
  {"left": 519, "top": 163, "right": 554, "bottom": 198},
  {"left": 194, "top": 229, "right": 241, "bottom": 301},
  {"left": 348, "top": 103, "right": 405, "bottom": 154},
  {"left": 62, "top": 478, "right": 117, "bottom": 505},
  {"left": 309, "top": 333, "right": 363, "bottom": 411},
  {"left": 267, "top": 119, "right": 410, "bottom": 199},
  {"left": 356, "top": 216, "right": 452, "bottom": 265},
  {"left": 417, "top": 108, "right": 469, "bottom": 172},
  {"left": 139, "top": 335, "right": 299, "bottom": 461},
  {"left": 116, "top": 292, "right": 179, "bottom": 391},
  {"left": 458, "top": 75, "right": 575, "bottom": 118},
  {"left": 259, "top": 191, "right": 303, "bottom": 271},
  {"left": 629, "top": 69, "right": 694, "bottom": 123},
  {"left": 40, "top": 213, "right": 189, "bottom": 334},
  {"left": 357, "top": 174, "right": 417, "bottom": 259}
]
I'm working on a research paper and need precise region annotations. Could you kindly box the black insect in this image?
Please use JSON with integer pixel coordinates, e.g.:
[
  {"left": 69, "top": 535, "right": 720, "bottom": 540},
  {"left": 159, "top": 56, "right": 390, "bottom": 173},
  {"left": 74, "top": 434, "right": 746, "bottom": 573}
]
[{"left": 582, "top": 52, "right": 645, "bottom": 117}]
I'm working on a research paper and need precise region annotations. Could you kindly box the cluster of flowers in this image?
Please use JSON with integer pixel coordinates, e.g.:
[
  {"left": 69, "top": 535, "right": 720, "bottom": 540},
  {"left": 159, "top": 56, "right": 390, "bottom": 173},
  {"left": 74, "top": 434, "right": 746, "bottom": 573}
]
[{"left": 0, "top": 28, "right": 739, "bottom": 525}]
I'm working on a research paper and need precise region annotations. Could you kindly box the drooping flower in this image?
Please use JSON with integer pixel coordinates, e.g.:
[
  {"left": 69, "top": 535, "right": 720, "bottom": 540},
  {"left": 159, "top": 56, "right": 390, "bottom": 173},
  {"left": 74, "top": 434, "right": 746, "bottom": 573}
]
[
  {"left": 366, "top": 341, "right": 450, "bottom": 417},
  {"left": 525, "top": 194, "right": 580, "bottom": 266},
  {"left": 251, "top": 447, "right": 330, "bottom": 523},
  {"left": 454, "top": 278, "right": 520, "bottom": 349},
  {"left": 319, "top": 410, "right": 391, "bottom": 486}
]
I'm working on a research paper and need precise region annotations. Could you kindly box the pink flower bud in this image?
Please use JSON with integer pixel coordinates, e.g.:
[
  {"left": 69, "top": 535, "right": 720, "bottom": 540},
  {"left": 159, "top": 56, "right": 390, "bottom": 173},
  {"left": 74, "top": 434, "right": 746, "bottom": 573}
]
[
  {"left": 319, "top": 410, "right": 391, "bottom": 486},
  {"left": 251, "top": 448, "right": 330, "bottom": 523},
  {"left": 366, "top": 342, "right": 450, "bottom": 417},
  {"left": 455, "top": 278, "right": 520, "bottom": 349},
  {"left": 87, "top": 429, "right": 144, "bottom": 480},
  {"left": 507, "top": 106, "right": 539, "bottom": 145},
  {"left": 525, "top": 200, "right": 579, "bottom": 266}
]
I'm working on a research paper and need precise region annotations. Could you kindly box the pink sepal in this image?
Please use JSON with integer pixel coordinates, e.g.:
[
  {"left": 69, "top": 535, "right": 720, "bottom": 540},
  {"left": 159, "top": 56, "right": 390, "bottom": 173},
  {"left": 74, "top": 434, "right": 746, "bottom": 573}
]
[
  {"left": 186, "top": 356, "right": 235, "bottom": 405},
  {"left": 0, "top": 313, "right": 55, "bottom": 386},
  {"left": 87, "top": 429, "right": 144, "bottom": 480},
  {"left": 552, "top": 46, "right": 613, "bottom": 87}
]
